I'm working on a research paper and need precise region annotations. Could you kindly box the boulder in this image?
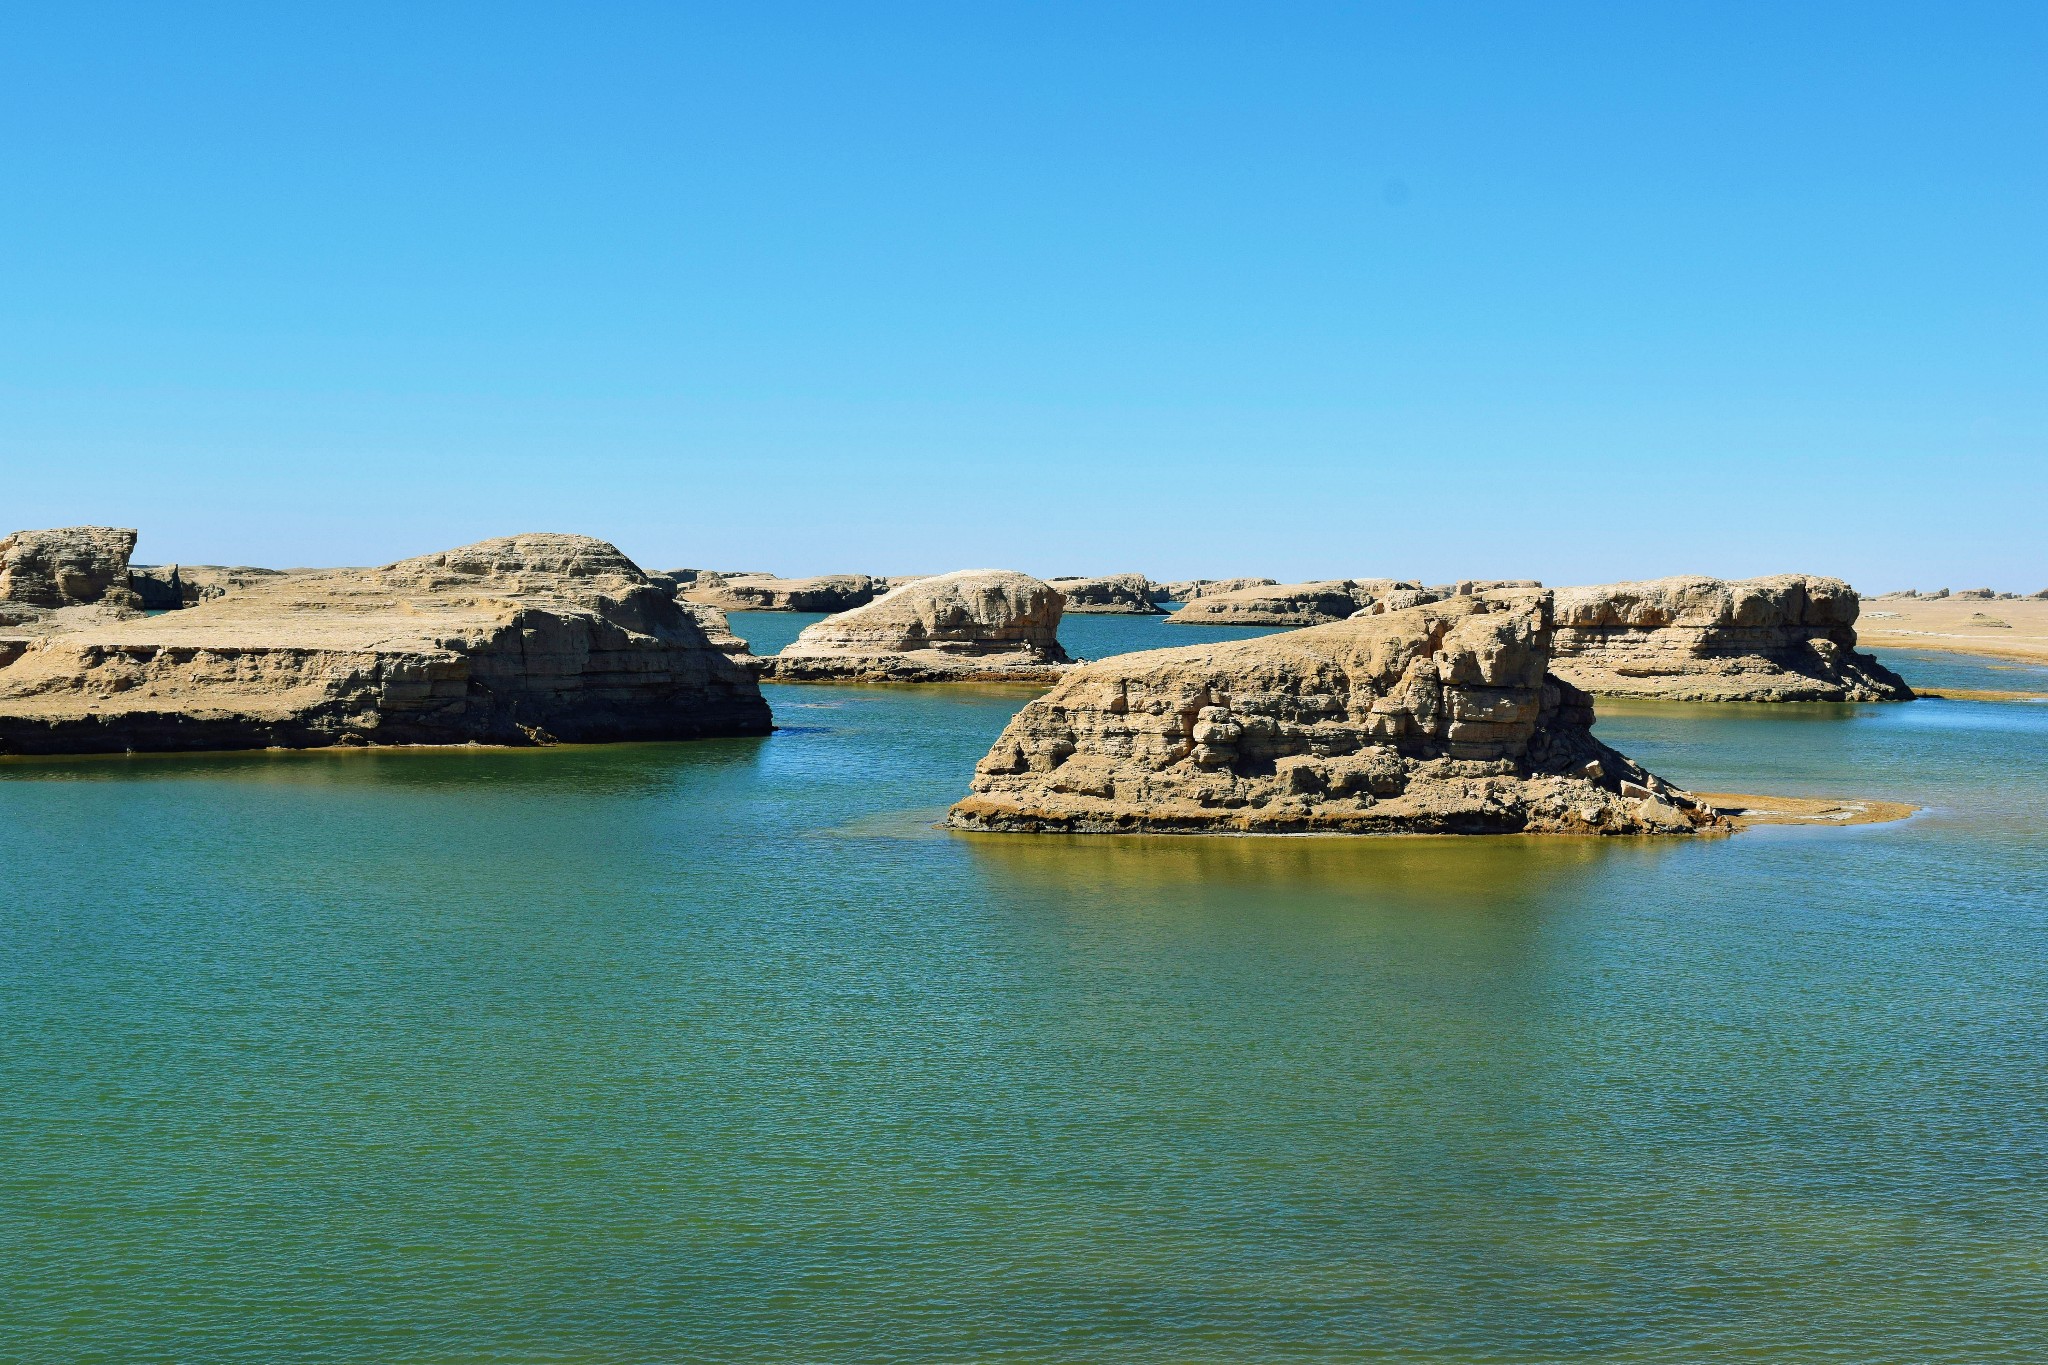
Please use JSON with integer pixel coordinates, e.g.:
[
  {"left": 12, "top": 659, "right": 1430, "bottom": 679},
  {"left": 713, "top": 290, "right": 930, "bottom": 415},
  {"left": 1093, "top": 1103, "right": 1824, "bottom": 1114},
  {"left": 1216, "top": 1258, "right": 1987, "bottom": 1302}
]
[
  {"left": 0, "top": 533, "right": 771, "bottom": 754},
  {"left": 0, "top": 527, "right": 140, "bottom": 610},
  {"left": 1166, "top": 579, "right": 1424, "bottom": 627},
  {"left": 683, "top": 573, "right": 883, "bottom": 613},
  {"left": 1048, "top": 573, "right": 1164, "bottom": 614},
  {"left": 1547, "top": 575, "right": 1911, "bottom": 702},
  {"left": 949, "top": 591, "right": 1717, "bottom": 836},
  {"left": 762, "top": 569, "right": 1071, "bottom": 682}
]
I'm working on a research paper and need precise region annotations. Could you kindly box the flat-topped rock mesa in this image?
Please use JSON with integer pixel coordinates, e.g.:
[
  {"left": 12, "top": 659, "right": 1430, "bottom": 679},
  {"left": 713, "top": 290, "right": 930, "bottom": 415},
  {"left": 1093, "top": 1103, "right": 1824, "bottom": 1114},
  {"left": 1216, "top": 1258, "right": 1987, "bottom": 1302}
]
[
  {"left": 0, "top": 533, "right": 771, "bottom": 755},
  {"left": 682, "top": 572, "right": 883, "bottom": 613},
  {"left": 1548, "top": 575, "right": 1912, "bottom": 702},
  {"left": 1048, "top": 573, "right": 1164, "bottom": 614},
  {"left": 1166, "top": 579, "right": 1423, "bottom": 627},
  {"left": 0, "top": 526, "right": 142, "bottom": 616},
  {"left": 762, "top": 569, "right": 1072, "bottom": 682},
  {"left": 1159, "top": 577, "right": 1276, "bottom": 603},
  {"left": 949, "top": 591, "right": 1718, "bottom": 836}
]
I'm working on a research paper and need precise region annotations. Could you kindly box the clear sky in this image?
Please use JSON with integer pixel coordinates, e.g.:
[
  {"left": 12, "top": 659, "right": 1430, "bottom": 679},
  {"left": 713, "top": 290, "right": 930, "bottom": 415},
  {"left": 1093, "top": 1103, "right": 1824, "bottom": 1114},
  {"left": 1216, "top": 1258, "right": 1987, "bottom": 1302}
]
[{"left": 2, "top": 3, "right": 2043, "bottom": 591}]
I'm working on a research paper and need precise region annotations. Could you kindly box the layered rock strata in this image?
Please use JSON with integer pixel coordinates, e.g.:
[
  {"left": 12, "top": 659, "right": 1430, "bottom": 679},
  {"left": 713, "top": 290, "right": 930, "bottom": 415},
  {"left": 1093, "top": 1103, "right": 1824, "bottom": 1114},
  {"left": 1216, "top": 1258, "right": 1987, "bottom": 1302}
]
[
  {"left": 1, "top": 527, "right": 141, "bottom": 613},
  {"left": 1166, "top": 579, "right": 1424, "bottom": 627},
  {"left": 683, "top": 573, "right": 883, "bottom": 613},
  {"left": 950, "top": 592, "right": 1716, "bottom": 835},
  {"left": 0, "top": 534, "right": 771, "bottom": 754},
  {"left": 1548, "top": 575, "right": 1911, "bottom": 702},
  {"left": 763, "top": 569, "right": 1071, "bottom": 682},
  {"left": 1048, "top": 573, "right": 1164, "bottom": 614}
]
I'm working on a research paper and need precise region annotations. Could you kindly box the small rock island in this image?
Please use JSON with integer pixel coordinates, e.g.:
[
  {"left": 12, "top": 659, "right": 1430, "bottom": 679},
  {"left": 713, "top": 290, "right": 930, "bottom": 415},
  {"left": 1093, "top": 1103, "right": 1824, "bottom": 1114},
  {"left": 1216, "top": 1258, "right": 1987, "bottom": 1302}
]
[
  {"left": 949, "top": 590, "right": 1718, "bottom": 836},
  {"left": 762, "top": 569, "right": 1072, "bottom": 682},
  {"left": 1549, "top": 575, "right": 1912, "bottom": 702},
  {"left": 0, "top": 531, "right": 770, "bottom": 753}
]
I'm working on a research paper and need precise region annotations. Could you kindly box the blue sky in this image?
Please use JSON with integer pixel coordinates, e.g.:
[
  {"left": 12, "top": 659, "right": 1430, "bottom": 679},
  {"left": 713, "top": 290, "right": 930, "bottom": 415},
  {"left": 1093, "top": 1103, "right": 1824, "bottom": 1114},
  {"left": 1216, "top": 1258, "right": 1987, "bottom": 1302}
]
[{"left": 2, "top": 2, "right": 2042, "bottom": 590}]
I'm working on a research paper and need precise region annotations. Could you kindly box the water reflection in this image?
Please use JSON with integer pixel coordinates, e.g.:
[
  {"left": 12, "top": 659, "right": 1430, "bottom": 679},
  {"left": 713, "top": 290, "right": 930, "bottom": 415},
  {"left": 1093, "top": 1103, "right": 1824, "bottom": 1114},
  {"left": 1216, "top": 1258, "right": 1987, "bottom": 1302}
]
[{"left": 957, "top": 824, "right": 1680, "bottom": 905}]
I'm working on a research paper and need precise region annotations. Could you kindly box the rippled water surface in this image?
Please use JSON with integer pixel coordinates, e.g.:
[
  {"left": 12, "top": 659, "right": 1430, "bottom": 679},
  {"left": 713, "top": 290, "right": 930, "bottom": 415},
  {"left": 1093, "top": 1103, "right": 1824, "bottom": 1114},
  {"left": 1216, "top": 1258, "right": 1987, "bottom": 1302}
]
[{"left": 3, "top": 622, "right": 2045, "bottom": 1363}]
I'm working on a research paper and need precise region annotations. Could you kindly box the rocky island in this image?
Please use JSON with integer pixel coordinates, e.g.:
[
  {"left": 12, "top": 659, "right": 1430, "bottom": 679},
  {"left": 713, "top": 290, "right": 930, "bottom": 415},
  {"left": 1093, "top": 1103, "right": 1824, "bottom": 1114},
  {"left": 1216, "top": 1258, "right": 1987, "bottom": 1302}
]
[
  {"left": 762, "top": 569, "right": 1071, "bottom": 682},
  {"left": 682, "top": 572, "right": 884, "bottom": 613},
  {"left": 1548, "top": 575, "right": 1912, "bottom": 702},
  {"left": 1164, "top": 579, "right": 1426, "bottom": 627},
  {"left": 1158, "top": 578, "right": 1277, "bottom": 603},
  {"left": 1048, "top": 573, "right": 1164, "bottom": 614},
  {"left": 949, "top": 590, "right": 1718, "bottom": 835},
  {"left": 0, "top": 532, "right": 770, "bottom": 753}
]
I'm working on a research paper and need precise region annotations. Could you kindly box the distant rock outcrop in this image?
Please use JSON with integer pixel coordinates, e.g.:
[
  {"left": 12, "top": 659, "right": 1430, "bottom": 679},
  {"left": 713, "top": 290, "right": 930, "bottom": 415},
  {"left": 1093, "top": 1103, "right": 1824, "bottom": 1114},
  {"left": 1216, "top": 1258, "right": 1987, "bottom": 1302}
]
[
  {"left": 762, "top": 569, "right": 1071, "bottom": 682},
  {"left": 1158, "top": 578, "right": 1276, "bottom": 603},
  {"left": 1548, "top": 575, "right": 1912, "bottom": 702},
  {"left": 0, "top": 527, "right": 140, "bottom": 610},
  {"left": 683, "top": 573, "right": 883, "bottom": 613},
  {"left": 1166, "top": 579, "right": 1423, "bottom": 627},
  {"left": 1048, "top": 573, "right": 1163, "bottom": 614},
  {"left": 124, "top": 563, "right": 303, "bottom": 609},
  {"left": 0, "top": 533, "right": 771, "bottom": 754},
  {"left": 950, "top": 591, "right": 1716, "bottom": 835}
]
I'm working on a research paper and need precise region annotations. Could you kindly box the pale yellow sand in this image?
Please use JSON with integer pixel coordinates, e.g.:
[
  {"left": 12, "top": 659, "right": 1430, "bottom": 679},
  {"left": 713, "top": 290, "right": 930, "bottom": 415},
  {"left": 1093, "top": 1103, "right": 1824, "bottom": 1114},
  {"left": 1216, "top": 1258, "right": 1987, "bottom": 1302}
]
[
  {"left": 1857, "top": 597, "right": 2048, "bottom": 664},
  {"left": 1695, "top": 792, "right": 1918, "bottom": 828}
]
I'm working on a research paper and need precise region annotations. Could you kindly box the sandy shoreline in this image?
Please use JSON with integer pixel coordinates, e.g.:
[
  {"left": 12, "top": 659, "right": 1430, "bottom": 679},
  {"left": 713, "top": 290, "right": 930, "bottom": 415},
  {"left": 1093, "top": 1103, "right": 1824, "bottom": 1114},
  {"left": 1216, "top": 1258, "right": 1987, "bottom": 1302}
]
[
  {"left": 1694, "top": 791, "right": 1918, "bottom": 828},
  {"left": 1858, "top": 598, "right": 2048, "bottom": 665}
]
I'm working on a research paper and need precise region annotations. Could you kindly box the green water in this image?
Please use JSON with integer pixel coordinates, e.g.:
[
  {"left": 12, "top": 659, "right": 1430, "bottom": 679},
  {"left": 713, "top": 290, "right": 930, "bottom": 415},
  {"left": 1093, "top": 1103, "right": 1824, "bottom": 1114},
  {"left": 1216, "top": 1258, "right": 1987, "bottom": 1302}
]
[{"left": 3, "top": 625, "right": 2046, "bottom": 1363}]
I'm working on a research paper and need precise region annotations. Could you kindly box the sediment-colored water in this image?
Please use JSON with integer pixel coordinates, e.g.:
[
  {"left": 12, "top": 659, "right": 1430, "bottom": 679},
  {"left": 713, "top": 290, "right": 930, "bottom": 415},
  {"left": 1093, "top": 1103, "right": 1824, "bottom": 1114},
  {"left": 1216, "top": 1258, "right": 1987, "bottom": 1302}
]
[{"left": 3, "top": 622, "right": 2043, "bottom": 1362}]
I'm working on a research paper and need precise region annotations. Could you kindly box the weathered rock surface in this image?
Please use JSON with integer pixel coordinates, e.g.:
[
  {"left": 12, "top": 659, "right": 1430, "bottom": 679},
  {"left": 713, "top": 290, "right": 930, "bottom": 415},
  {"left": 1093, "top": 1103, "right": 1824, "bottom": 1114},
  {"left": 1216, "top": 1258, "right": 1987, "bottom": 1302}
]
[
  {"left": 1049, "top": 573, "right": 1163, "bottom": 614},
  {"left": 762, "top": 569, "right": 1071, "bottom": 682},
  {"left": 1158, "top": 578, "right": 1276, "bottom": 603},
  {"left": 1548, "top": 575, "right": 1911, "bottom": 702},
  {"left": 0, "top": 533, "right": 771, "bottom": 754},
  {"left": 0, "top": 527, "right": 141, "bottom": 611},
  {"left": 678, "top": 600, "right": 752, "bottom": 656},
  {"left": 683, "top": 573, "right": 883, "bottom": 613},
  {"left": 124, "top": 563, "right": 304, "bottom": 609},
  {"left": 1166, "top": 579, "right": 1424, "bottom": 627},
  {"left": 950, "top": 592, "right": 1717, "bottom": 835}
]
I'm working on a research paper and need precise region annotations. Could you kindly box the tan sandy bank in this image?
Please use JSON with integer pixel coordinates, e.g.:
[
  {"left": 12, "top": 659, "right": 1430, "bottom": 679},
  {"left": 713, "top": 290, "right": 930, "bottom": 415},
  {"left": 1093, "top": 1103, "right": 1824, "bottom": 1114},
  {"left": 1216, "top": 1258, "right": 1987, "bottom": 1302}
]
[
  {"left": 1911, "top": 688, "right": 2048, "bottom": 704},
  {"left": 1857, "top": 597, "right": 2048, "bottom": 664},
  {"left": 1694, "top": 792, "right": 1918, "bottom": 828}
]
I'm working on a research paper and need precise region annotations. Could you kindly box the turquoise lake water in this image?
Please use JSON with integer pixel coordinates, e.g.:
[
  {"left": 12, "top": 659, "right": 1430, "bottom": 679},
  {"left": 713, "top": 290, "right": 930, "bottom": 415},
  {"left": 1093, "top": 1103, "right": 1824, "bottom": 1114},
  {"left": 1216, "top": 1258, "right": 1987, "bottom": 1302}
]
[{"left": 3, "top": 620, "right": 2045, "bottom": 1362}]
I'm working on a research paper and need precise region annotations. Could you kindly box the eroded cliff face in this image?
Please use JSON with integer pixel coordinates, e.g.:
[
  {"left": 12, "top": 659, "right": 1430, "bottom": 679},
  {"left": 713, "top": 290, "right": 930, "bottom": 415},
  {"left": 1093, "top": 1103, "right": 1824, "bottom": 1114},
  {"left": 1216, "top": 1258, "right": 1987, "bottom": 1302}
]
[
  {"left": 1164, "top": 579, "right": 1423, "bottom": 627},
  {"left": 0, "top": 527, "right": 140, "bottom": 613},
  {"left": 1548, "top": 575, "right": 1912, "bottom": 702},
  {"left": 1048, "top": 574, "right": 1163, "bottom": 614},
  {"left": 763, "top": 569, "right": 1071, "bottom": 682},
  {"left": 0, "top": 533, "right": 771, "bottom": 754},
  {"left": 949, "top": 592, "right": 1717, "bottom": 836}
]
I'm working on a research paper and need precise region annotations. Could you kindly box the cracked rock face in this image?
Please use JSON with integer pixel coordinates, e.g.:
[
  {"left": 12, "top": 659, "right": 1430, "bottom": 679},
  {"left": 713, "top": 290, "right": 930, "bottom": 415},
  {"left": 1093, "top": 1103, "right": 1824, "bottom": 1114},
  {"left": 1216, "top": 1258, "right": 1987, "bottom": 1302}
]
[
  {"left": 1165, "top": 579, "right": 1425, "bottom": 627},
  {"left": 762, "top": 569, "right": 1071, "bottom": 682},
  {"left": 949, "top": 591, "right": 1718, "bottom": 836},
  {"left": 1548, "top": 575, "right": 1912, "bottom": 702},
  {"left": 0, "top": 533, "right": 770, "bottom": 754},
  {"left": 1048, "top": 574, "right": 1163, "bottom": 614},
  {"left": 0, "top": 527, "right": 140, "bottom": 612}
]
